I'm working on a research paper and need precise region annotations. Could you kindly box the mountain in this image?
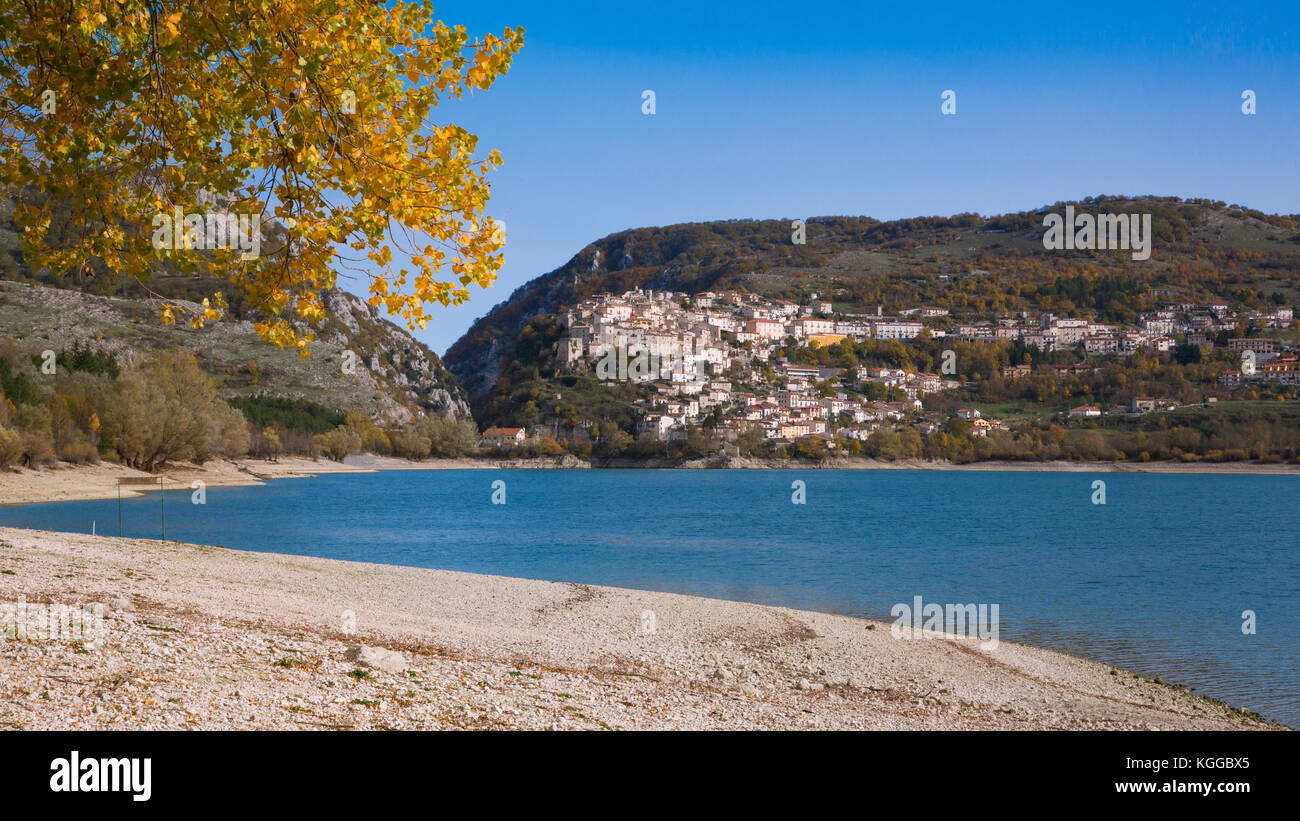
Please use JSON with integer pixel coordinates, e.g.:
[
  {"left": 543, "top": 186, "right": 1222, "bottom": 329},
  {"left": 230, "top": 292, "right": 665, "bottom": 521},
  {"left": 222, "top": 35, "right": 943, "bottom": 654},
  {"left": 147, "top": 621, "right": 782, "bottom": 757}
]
[
  {"left": 0, "top": 194, "right": 470, "bottom": 424},
  {"left": 445, "top": 195, "right": 1300, "bottom": 411},
  {"left": 0, "top": 280, "right": 470, "bottom": 425}
]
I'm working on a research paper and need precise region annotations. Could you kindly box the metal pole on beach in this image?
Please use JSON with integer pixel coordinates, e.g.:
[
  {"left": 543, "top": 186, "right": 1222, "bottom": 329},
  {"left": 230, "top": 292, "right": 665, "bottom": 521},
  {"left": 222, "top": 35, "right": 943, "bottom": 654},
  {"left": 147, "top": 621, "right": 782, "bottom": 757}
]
[{"left": 159, "top": 477, "right": 165, "bottom": 540}]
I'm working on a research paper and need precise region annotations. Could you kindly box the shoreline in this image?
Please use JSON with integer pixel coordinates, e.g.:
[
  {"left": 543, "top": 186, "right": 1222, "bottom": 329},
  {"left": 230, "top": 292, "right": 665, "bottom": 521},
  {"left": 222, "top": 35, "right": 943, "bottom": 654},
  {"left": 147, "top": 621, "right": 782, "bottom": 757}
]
[
  {"left": 0, "top": 454, "right": 589, "bottom": 506},
  {"left": 0, "top": 525, "right": 1281, "bottom": 730},
  {"left": 630, "top": 456, "right": 1300, "bottom": 474},
  {"left": 2, "top": 454, "right": 1295, "bottom": 507}
]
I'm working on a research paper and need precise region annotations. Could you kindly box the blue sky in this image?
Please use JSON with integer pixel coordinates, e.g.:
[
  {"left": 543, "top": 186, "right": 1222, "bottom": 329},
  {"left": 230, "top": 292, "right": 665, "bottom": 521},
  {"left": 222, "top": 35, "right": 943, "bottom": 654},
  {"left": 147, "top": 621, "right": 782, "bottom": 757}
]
[{"left": 363, "top": 1, "right": 1300, "bottom": 354}]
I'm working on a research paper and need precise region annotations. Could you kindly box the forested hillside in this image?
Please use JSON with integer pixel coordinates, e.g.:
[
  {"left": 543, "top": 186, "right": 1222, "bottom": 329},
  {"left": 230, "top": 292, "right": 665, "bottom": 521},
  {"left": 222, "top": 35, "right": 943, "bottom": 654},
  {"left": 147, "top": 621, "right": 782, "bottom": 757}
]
[{"left": 446, "top": 196, "right": 1300, "bottom": 404}]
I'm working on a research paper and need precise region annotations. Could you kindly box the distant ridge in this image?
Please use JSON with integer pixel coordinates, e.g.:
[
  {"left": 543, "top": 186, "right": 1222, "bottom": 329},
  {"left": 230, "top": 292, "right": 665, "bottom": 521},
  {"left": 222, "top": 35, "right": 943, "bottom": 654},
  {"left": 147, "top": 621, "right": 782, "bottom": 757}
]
[{"left": 444, "top": 196, "right": 1300, "bottom": 403}]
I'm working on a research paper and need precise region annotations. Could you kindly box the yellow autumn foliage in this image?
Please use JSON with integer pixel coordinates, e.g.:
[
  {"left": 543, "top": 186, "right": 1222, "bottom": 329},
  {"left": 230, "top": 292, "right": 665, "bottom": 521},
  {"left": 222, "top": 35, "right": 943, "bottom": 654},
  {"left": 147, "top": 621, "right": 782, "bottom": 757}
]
[{"left": 0, "top": 0, "right": 523, "bottom": 355}]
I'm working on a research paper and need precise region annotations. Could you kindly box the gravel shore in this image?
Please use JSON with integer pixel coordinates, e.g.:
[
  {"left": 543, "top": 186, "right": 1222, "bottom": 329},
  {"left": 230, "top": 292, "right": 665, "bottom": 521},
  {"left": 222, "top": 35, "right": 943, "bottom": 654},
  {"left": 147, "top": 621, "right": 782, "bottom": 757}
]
[
  {"left": 0, "top": 455, "right": 586, "bottom": 506},
  {"left": 2, "top": 455, "right": 1295, "bottom": 507},
  {"left": 0, "top": 526, "right": 1278, "bottom": 731}
]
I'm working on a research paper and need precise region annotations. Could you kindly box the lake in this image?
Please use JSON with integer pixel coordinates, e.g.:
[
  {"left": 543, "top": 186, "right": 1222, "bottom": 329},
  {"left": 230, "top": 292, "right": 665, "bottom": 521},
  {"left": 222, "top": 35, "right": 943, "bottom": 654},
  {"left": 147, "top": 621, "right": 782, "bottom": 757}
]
[{"left": 2, "top": 468, "right": 1296, "bottom": 726}]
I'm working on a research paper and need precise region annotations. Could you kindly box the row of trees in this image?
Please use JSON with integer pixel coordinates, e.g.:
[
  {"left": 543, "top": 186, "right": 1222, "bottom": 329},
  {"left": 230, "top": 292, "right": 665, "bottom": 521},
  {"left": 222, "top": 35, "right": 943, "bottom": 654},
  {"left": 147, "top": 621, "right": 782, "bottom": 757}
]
[
  {"left": 564, "top": 417, "right": 1300, "bottom": 465},
  {"left": 0, "top": 345, "right": 481, "bottom": 470},
  {"left": 1, "top": 347, "right": 250, "bottom": 470},
  {"left": 314, "top": 412, "right": 480, "bottom": 462}
]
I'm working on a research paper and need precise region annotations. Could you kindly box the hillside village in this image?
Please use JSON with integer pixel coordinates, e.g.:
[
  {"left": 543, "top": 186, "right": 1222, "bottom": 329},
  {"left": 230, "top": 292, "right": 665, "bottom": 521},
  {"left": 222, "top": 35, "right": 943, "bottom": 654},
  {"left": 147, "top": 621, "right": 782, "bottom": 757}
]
[
  {"left": 6, "top": 194, "right": 1299, "bottom": 467},
  {"left": 533, "top": 287, "right": 1298, "bottom": 452}
]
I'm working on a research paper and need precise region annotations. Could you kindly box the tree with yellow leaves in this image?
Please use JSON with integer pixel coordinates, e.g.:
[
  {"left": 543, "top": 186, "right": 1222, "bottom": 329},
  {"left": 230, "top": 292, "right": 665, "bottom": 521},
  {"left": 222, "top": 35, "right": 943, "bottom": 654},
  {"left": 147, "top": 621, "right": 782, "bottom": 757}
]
[{"left": 0, "top": 0, "right": 523, "bottom": 354}]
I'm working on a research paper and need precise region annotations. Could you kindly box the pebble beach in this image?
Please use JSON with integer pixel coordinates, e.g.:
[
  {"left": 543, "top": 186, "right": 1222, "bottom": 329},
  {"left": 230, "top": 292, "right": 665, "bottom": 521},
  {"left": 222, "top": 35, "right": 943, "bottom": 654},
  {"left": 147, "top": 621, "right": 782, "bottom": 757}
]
[{"left": 0, "top": 526, "right": 1277, "bottom": 731}]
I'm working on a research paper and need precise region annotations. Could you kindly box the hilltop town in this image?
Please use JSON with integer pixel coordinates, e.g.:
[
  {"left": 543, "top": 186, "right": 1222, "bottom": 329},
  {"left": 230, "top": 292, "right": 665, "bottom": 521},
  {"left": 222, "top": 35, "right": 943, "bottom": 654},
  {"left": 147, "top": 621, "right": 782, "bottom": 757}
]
[
  {"left": 559, "top": 289, "right": 958, "bottom": 445},
  {"left": 480, "top": 286, "right": 1299, "bottom": 461}
]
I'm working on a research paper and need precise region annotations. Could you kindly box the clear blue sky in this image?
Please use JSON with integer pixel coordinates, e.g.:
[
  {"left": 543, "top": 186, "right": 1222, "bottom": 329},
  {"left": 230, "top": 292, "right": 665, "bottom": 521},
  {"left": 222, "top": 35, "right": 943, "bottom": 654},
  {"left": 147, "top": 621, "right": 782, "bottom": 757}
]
[{"left": 356, "top": 0, "right": 1300, "bottom": 355}]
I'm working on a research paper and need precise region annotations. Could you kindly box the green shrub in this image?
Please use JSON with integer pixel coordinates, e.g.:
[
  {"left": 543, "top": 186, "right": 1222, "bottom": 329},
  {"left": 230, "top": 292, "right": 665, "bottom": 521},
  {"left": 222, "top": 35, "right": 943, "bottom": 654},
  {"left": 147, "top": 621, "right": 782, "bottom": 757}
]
[{"left": 227, "top": 395, "right": 345, "bottom": 435}]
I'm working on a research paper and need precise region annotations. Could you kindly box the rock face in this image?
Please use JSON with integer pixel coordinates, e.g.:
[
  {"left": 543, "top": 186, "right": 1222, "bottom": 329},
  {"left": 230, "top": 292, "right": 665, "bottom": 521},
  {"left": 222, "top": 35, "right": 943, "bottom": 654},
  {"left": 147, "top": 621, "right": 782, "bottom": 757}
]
[
  {"left": 0, "top": 188, "right": 472, "bottom": 426},
  {"left": 317, "top": 288, "right": 472, "bottom": 423},
  {"left": 0, "top": 280, "right": 471, "bottom": 426}
]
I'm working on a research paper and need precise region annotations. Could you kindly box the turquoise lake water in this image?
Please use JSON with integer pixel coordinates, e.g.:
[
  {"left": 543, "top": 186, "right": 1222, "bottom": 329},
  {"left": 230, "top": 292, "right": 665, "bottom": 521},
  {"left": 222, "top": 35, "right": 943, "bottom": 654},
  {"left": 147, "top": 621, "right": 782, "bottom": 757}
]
[{"left": 1, "top": 469, "right": 1296, "bottom": 726}]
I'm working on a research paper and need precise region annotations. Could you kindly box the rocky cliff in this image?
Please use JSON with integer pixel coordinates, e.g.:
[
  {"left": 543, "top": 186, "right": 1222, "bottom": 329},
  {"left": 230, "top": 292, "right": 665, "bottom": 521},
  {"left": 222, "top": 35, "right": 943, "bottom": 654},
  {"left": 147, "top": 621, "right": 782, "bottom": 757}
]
[
  {"left": 0, "top": 279, "right": 470, "bottom": 425},
  {"left": 0, "top": 190, "right": 471, "bottom": 424}
]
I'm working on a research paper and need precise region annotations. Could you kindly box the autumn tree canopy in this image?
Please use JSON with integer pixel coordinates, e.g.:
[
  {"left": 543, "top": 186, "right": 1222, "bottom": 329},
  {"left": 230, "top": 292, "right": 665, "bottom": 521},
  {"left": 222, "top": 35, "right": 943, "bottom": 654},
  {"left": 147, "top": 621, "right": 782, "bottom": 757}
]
[{"left": 0, "top": 0, "right": 523, "bottom": 352}]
